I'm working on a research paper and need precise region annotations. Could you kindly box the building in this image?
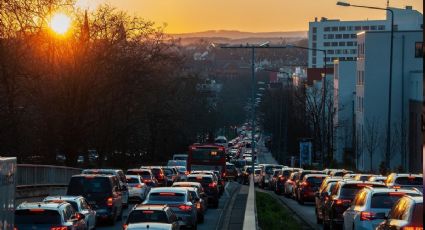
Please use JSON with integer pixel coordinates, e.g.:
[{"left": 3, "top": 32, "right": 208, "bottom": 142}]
[
  {"left": 308, "top": 6, "right": 423, "bottom": 69},
  {"left": 333, "top": 60, "right": 356, "bottom": 164},
  {"left": 355, "top": 30, "right": 423, "bottom": 172}
]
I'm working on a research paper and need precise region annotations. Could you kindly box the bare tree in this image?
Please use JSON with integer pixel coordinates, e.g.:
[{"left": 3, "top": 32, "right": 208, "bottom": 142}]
[{"left": 363, "top": 118, "right": 381, "bottom": 172}]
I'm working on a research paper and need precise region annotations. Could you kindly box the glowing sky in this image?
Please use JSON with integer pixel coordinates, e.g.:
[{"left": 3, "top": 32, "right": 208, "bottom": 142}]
[{"left": 76, "top": 0, "right": 423, "bottom": 33}]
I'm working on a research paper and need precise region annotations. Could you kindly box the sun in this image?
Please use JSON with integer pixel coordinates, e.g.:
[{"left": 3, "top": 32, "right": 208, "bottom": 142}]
[{"left": 49, "top": 13, "right": 71, "bottom": 35}]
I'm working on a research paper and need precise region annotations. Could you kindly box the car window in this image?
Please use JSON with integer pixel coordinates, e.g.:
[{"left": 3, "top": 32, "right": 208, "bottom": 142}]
[
  {"left": 66, "top": 201, "right": 79, "bottom": 211},
  {"left": 371, "top": 193, "right": 408, "bottom": 209},
  {"left": 187, "top": 176, "right": 212, "bottom": 184},
  {"left": 394, "top": 177, "right": 422, "bottom": 186},
  {"left": 339, "top": 183, "right": 385, "bottom": 199},
  {"left": 15, "top": 210, "right": 62, "bottom": 224},
  {"left": 306, "top": 176, "right": 325, "bottom": 187},
  {"left": 127, "top": 177, "right": 140, "bottom": 184},
  {"left": 411, "top": 203, "right": 423, "bottom": 225},
  {"left": 64, "top": 205, "right": 74, "bottom": 221},
  {"left": 127, "top": 210, "right": 168, "bottom": 224},
  {"left": 148, "top": 192, "right": 186, "bottom": 202}
]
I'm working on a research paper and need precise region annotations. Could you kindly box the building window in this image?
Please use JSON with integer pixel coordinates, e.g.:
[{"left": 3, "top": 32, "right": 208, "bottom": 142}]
[
  {"left": 325, "top": 57, "right": 331, "bottom": 62},
  {"left": 339, "top": 26, "right": 346, "bottom": 31},
  {"left": 362, "top": 26, "right": 369, "bottom": 30},
  {"left": 313, "top": 35, "right": 317, "bottom": 41},
  {"left": 355, "top": 26, "right": 362, "bottom": 30},
  {"left": 324, "top": 42, "right": 330, "bottom": 46},
  {"left": 415, "top": 42, "right": 423, "bottom": 58},
  {"left": 351, "top": 34, "right": 357, "bottom": 38},
  {"left": 378, "top": 25, "right": 385, "bottom": 30},
  {"left": 347, "top": 26, "right": 353, "bottom": 31},
  {"left": 324, "top": 27, "right": 330, "bottom": 31},
  {"left": 327, "top": 50, "right": 335, "bottom": 54},
  {"left": 332, "top": 42, "right": 338, "bottom": 46},
  {"left": 332, "top": 27, "right": 338, "bottom": 31},
  {"left": 312, "top": 27, "right": 317, "bottom": 33},
  {"left": 312, "top": 57, "right": 317, "bottom": 64},
  {"left": 336, "top": 34, "right": 342, "bottom": 39},
  {"left": 370, "top": 25, "right": 377, "bottom": 30},
  {"left": 343, "top": 34, "right": 350, "bottom": 39},
  {"left": 328, "top": 34, "right": 334, "bottom": 39},
  {"left": 312, "top": 42, "right": 317, "bottom": 48},
  {"left": 339, "top": 42, "right": 346, "bottom": 46},
  {"left": 350, "top": 49, "right": 357, "bottom": 54},
  {"left": 312, "top": 50, "right": 317, "bottom": 56},
  {"left": 335, "top": 49, "right": 341, "bottom": 54},
  {"left": 347, "top": 41, "right": 354, "bottom": 46}
]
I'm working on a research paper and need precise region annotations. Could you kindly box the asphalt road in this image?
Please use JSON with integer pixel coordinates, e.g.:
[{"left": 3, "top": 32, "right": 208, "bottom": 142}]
[{"left": 97, "top": 182, "right": 240, "bottom": 230}]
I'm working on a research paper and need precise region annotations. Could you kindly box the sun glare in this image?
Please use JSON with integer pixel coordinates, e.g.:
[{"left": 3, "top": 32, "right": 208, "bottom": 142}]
[{"left": 49, "top": 13, "right": 71, "bottom": 35}]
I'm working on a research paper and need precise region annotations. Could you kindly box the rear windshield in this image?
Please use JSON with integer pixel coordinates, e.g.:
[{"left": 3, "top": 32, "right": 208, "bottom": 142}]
[
  {"left": 371, "top": 193, "right": 407, "bottom": 209},
  {"left": 394, "top": 177, "right": 422, "bottom": 185},
  {"left": 357, "top": 175, "right": 372, "bottom": 181},
  {"left": 15, "top": 210, "right": 61, "bottom": 225},
  {"left": 282, "top": 170, "right": 291, "bottom": 177},
  {"left": 333, "top": 172, "right": 344, "bottom": 177},
  {"left": 148, "top": 192, "right": 185, "bottom": 202},
  {"left": 151, "top": 169, "right": 161, "bottom": 176},
  {"left": 273, "top": 171, "right": 280, "bottom": 176},
  {"left": 411, "top": 204, "right": 423, "bottom": 225},
  {"left": 306, "top": 177, "right": 325, "bottom": 186},
  {"left": 126, "top": 178, "right": 139, "bottom": 184},
  {"left": 83, "top": 170, "right": 114, "bottom": 175},
  {"left": 340, "top": 183, "right": 385, "bottom": 199},
  {"left": 265, "top": 166, "right": 282, "bottom": 174},
  {"left": 127, "top": 170, "right": 151, "bottom": 176},
  {"left": 187, "top": 177, "right": 212, "bottom": 184},
  {"left": 127, "top": 210, "right": 168, "bottom": 224},
  {"left": 68, "top": 177, "right": 111, "bottom": 195},
  {"left": 255, "top": 170, "right": 261, "bottom": 175},
  {"left": 163, "top": 169, "right": 173, "bottom": 175}
]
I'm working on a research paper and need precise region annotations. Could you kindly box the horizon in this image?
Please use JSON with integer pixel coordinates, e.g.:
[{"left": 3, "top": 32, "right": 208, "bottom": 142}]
[{"left": 75, "top": 0, "right": 423, "bottom": 33}]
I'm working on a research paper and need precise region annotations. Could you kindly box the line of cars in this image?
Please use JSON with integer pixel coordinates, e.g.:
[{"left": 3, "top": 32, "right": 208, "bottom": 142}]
[
  {"left": 256, "top": 166, "right": 423, "bottom": 230},
  {"left": 14, "top": 159, "right": 227, "bottom": 230}
]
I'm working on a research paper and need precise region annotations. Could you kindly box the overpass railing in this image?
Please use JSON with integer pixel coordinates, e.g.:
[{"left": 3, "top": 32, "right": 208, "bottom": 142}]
[{"left": 17, "top": 164, "right": 82, "bottom": 187}]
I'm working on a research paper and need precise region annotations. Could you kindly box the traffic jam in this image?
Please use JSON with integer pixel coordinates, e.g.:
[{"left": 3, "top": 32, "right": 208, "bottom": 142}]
[
  {"left": 13, "top": 134, "right": 244, "bottom": 230},
  {"left": 12, "top": 125, "right": 424, "bottom": 230}
]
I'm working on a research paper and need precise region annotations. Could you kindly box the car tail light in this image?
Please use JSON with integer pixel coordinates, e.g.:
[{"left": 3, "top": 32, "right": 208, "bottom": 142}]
[
  {"left": 185, "top": 171, "right": 189, "bottom": 175},
  {"left": 107, "top": 197, "right": 113, "bottom": 206},
  {"left": 208, "top": 182, "right": 217, "bottom": 188},
  {"left": 135, "top": 184, "right": 142, "bottom": 188},
  {"left": 196, "top": 203, "right": 201, "bottom": 209},
  {"left": 122, "top": 224, "right": 128, "bottom": 230},
  {"left": 360, "top": 211, "right": 376, "bottom": 221},
  {"left": 179, "top": 205, "right": 192, "bottom": 211},
  {"left": 143, "top": 179, "right": 151, "bottom": 183},
  {"left": 335, "top": 199, "right": 351, "bottom": 205},
  {"left": 51, "top": 227, "right": 67, "bottom": 230},
  {"left": 403, "top": 227, "right": 423, "bottom": 230},
  {"left": 301, "top": 182, "right": 309, "bottom": 187}
]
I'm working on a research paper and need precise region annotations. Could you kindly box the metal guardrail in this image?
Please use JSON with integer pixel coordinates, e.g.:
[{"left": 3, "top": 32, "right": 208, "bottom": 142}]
[{"left": 17, "top": 164, "right": 82, "bottom": 187}]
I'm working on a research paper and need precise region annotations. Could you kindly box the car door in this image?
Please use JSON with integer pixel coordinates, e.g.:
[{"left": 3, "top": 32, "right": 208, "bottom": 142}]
[
  {"left": 81, "top": 198, "right": 95, "bottom": 230},
  {"left": 344, "top": 190, "right": 366, "bottom": 230}
]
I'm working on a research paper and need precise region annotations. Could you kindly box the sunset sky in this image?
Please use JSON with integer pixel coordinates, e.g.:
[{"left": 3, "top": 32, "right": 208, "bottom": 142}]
[{"left": 76, "top": 0, "right": 423, "bottom": 33}]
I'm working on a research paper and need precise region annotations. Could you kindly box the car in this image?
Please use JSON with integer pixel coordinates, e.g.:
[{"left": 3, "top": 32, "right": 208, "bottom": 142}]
[
  {"left": 376, "top": 195, "right": 423, "bottom": 230},
  {"left": 353, "top": 174, "right": 375, "bottom": 182},
  {"left": 175, "top": 166, "right": 188, "bottom": 182},
  {"left": 284, "top": 171, "right": 300, "bottom": 197},
  {"left": 82, "top": 169, "right": 130, "bottom": 208},
  {"left": 184, "top": 187, "right": 206, "bottom": 223},
  {"left": 163, "top": 167, "right": 179, "bottom": 185},
  {"left": 190, "top": 170, "right": 224, "bottom": 196},
  {"left": 294, "top": 170, "right": 325, "bottom": 201},
  {"left": 343, "top": 187, "right": 422, "bottom": 230},
  {"left": 126, "top": 222, "right": 175, "bottom": 230},
  {"left": 140, "top": 166, "right": 167, "bottom": 186},
  {"left": 297, "top": 174, "right": 328, "bottom": 205},
  {"left": 15, "top": 201, "right": 87, "bottom": 230},
  {"left": 172, "top": 154, "right": 188, "bottom": 161},
  {"left": 269, "top": 169, "right": 282, "bottom": 191},
  {"left": 124, "top": 204, "right": 181, "bottom": 230},
  {"left": 172, "top": 182, "right": 207, "bottom": 206},
  {"left": 275, "top": 168, "right": 296, "bottom": 195},
  {"left": 367, "top": 175, "right": 386, "bottom": 183},
  {"left": 315, "top": 179, "right": 341, "bottom": 224},
  {"left": 260, "top": 164, "right": 284, "bottom": 189},
  {"left": 127, "top": 169, "right": 159, "bottom": 188},
  {"left": 143, "top": 188, "right": 197, "bottom": 229},
  {"left": 167, "top": 160, "right": 187, "bottom": 168},
  {"left": 330, "top": 169, "right": 353, "bottom": 177},
  {"left": 384, "top": 173, "right": 423, "bottom": 190},
  {"left": 43, "top": 196, "right": 96, "bottom": 230},
  {"left": 67, "top": 174, "right": 123, "bottom": 225},
  {"left": 225, "top": 162, "right": 238, "bottom": 181},
  {"left": 240, "top": 166, "right": 253, "bottom": 185},
  {"left": 126, "top": 175, "right": 149, "bottom": 203},
  {"left": 186, "top": 174, "right": 219, "bottom": 208},
  {"left": 254, "top": 168, "right": 262, "bottom": 185},
  {"left": 322, "top": 180, "right": 387, "bottom": 230}
]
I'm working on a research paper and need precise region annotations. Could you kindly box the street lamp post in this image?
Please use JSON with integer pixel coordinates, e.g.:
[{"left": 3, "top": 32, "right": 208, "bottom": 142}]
[
  {"left": 337, "top": 1, "right": 394, "bottom": 169},
  {"left": 285, "top": 44, "right": 327, "bottom": 167}
]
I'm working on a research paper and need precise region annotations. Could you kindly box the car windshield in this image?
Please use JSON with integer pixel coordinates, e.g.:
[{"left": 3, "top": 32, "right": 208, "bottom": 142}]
[
  {"left": 15, "top": 210, "right": 62, "bottom": 225},
  {"left": 163, "top": 169, "right": 173, "bottom": 175},
  {"left": 68, "top": 177, "right": 111, "bottom": 195},
  {"left": 148, "top": 192, "right": 185, "bottom": 202},
  {"left": 126, "top": 178, "right": 139, "bottom": 184},
  {"left": 127, "top": 210, "right": 168, "bottom": 224},
  {"left": 371, "top": 193, "right": 408, "bottom": 209},
  {"left": 394, "top": 177, "right": 422, "bottom": 185}
]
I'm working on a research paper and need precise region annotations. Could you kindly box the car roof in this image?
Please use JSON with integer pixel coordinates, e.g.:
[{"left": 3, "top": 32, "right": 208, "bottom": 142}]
[
  {"left": 339, "top": 180, "right": 384, "bottom": 185},
  {"left": 403, "top": 195, "right": 423, "bottom": 203},
  {"left": 150, "top": 187, "right": 188, "bottom": 194},
  {"left": 72, "top": 174, "right": 115, "bottom": 178},
  {"left": 363, "top": 187, "right": 422, "bottom": 194},
  {"left": 126, "top": 175, "right": 141, "bottom": 179},
  {"left": 43, "top": 196, "right": 83, "bottom": 202},
  {"left": 133, "top": 204, "right": 168, "bottom": 211},
  {"left": 17, "top": 201, "right": 69, "bottom": 211},
  {"left": 187, "top": 174, "right": 212, "bottom": 178},
  {"left": 172, "top": 182, "right": 201, "bottom": 187},
  {"left": 305, "top": 174, "right": 327, "bottom": 178}
]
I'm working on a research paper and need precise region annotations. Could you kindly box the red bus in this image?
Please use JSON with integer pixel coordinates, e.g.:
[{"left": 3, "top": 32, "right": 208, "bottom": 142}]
[{"left": 187, "top": 144, "right": 226, "bottom": 177}]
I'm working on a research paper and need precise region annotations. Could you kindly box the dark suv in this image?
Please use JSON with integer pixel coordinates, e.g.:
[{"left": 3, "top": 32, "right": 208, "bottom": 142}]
[
  {"left": 322, "top": 180, "right": 386, "bottom": 230},
  {"left": 141, "top": 166, "right": 166, "bottom": 186},
  {"left": 67, "top": 174, "right": 123, "bottom": 225},
  {"left": 187, "top": 174, "right": 219, "bottom": 208}
]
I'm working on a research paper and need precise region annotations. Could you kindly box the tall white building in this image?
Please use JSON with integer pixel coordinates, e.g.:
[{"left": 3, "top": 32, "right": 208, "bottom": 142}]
[
  {"left": 308, "top": 6, "right": 423, "bottom": 69},
  {"left": 355, "top": 30, "right": 423, "bottom": 172},
  {"left": 333, "top": 60, "right": 356, "bottom": 164}
]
